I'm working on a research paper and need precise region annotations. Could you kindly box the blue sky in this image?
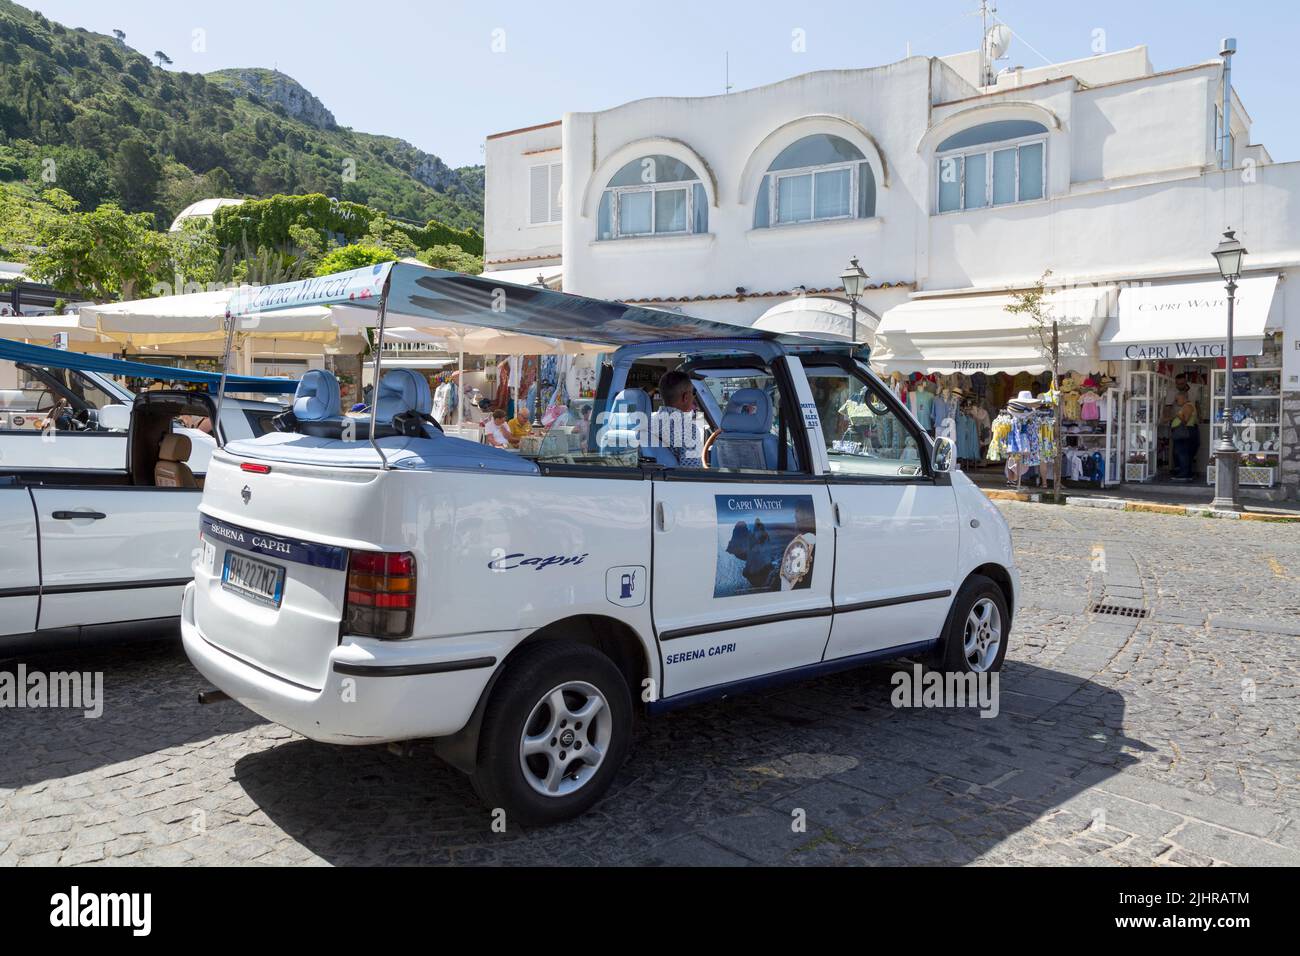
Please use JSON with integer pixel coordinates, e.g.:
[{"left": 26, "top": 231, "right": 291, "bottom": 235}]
[{"left": 18, "top": 0, "right": 1300, "bottom": 168}]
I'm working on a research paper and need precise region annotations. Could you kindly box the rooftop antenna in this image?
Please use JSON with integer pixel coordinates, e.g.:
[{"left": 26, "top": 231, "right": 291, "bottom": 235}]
[
  {"left": 977, "top": 1, "right": 1012, "bottom": 86},
  {"left": 724, "top": 52, "right": 733, "bottom": 94}
]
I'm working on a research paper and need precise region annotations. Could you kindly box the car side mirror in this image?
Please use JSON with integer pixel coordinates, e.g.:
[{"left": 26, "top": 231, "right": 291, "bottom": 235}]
[
  {"left": 98, "top": 404, "right": 131, "bottom": 431},
  {"left": 931, "top": 435, "right": 955, "bottom": 474}
]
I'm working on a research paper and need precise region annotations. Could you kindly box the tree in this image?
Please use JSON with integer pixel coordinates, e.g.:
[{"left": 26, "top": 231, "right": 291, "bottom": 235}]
[
  {"left": 112, "top": 139, "right": 160, "bottom": 213},
  {"left": 315, "top": 244, "right": 396, "bottom": 277},
  {"left": 419, "top": 243, "right": 482, "bottom": 275},
  {"left": 168, "top": 218, "right": 220, "bottom": 291},
  {"left": 26, "top": 196, "right": 173, "bottom": 302},
  {"left": 0, "top": 183, "right": 72, "bottom": 261},
  {"left": 112, "top": 29, "right": 126, "bottom": 45},
  {"left": 24, "top": 144, "right": 116, "bottom": 209},
  {"left": 154, "top": 51, "right": 172, "bottom": 68},
  {"left": 1005, "top": 270, "right": 1064, "bottom": 502}
]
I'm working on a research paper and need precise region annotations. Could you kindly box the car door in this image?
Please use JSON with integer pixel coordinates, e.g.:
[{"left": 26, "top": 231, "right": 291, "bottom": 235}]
[
  {"left": 649, "top": 355, "right": 834, "bottom": 699},
  {"left": 0, "top": 481, "right": 39, "bottom": 637},
  {"left": 802, "top": 357, "right": 961, "bottom": 661},
  {"left": 30, "top": 485, "right": 200, "bottom": 630}
]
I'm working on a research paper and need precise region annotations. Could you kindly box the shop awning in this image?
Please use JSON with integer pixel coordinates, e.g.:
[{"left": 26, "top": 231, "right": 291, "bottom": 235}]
[
  {"left": 872, "top": 286, "right": 1113, "bottom": 375},
  {"left": 1099, "top": 275, "right": 1279, "bottom": 361}
]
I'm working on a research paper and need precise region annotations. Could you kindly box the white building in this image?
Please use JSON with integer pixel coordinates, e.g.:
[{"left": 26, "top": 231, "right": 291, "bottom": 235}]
[{"left": 485, "top": 42, "right": 1300, "bottom": 500}]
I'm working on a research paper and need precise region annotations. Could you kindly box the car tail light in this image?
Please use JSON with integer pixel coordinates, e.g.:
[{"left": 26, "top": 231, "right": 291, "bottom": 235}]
[
  {"left": 240, "top": 462, "right": 272, "bottom": 474},
  {"left": 344, "top": 550, "right": 415, "bottom": 638}
]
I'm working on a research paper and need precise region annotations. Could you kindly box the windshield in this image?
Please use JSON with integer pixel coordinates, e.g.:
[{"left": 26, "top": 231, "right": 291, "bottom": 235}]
[{"left": 804, "top": 362, "right": 926, "bottom": 479}]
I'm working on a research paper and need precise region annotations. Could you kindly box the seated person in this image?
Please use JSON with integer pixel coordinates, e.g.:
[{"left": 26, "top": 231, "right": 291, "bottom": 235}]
[
  {"left": 484, "top": 408, "right": 512, "bottom": 449},
  {"left": 651, "top": 370, "right": 704, "bottom": 468},
  {"left": 507, "top": 406, "right": 532, "bottom": 447}
]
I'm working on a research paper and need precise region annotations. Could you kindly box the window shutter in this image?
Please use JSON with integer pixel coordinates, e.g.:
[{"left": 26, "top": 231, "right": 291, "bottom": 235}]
[
  {"left": 529, "top": 165, "right": 550, "bottom": 225},
  {"left": 549, "top": 163, "right": 563, "bottom": 223}
]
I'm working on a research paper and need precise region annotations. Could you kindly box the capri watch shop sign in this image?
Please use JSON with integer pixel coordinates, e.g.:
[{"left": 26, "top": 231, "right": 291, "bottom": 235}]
[{"left": 1099, "top": 275, "right": 1279, "bottom": 361}]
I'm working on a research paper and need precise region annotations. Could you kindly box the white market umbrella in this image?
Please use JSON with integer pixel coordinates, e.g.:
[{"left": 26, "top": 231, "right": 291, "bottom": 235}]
[
  {"left": 80, "top": 289, "right": 338, "bottom": 347},
  {"left": 0, "top": 313, "right": 100, "bottom": 343},
  {"left": 752, "top": 296, "right": 878, "bottom": 346}
]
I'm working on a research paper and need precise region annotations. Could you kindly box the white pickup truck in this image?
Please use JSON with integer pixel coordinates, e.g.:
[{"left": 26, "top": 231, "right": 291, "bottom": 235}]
[
  {"left": 0, "top": 360, "right": 285, "bottom": 653},
  {"left": 184, "top": 276, "right": 1019, "bottom": 826}
]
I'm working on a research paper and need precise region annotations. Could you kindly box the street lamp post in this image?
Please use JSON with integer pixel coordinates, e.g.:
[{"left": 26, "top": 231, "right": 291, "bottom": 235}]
[
  {"left": 1210, "top": 228, "right": 1247, "bottom": 512},
  {"left": 839, "top": 256, "right": 869, "bottom": 346}
]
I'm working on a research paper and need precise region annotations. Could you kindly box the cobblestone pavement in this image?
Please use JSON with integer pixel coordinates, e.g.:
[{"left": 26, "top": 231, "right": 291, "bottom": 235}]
[{"left": 1, "top": 502, "right": 1297, "bottom": 866}]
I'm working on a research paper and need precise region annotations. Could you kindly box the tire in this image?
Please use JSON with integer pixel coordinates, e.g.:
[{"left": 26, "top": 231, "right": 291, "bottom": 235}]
[
  {"left": 938, "top": 574, "right": 1010, "bottom": 674},
  {"left": 470, "top": 641, "right": 633, "bottom": 826}
]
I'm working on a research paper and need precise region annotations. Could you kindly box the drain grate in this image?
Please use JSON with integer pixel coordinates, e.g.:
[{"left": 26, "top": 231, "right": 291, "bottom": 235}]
[{"left": 1090, "top": 602, "right": 1149, "bottom": 619}]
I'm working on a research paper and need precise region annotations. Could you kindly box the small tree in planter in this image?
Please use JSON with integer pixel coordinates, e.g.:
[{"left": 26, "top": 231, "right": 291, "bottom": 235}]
[{"left": 1005, "top": 270, "right": 1064, "bottom": 502}]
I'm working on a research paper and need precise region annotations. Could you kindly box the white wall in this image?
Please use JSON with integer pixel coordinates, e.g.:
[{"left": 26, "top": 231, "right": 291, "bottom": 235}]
[
  {"left": 563, "top": 57, "right": 941, "bottom": 307},
  {"left": 1070, "top": 68, "right": 1216, "bottom": 184},
  {"left": 484, "top": 122, "right": 563, "bottom": 266}
]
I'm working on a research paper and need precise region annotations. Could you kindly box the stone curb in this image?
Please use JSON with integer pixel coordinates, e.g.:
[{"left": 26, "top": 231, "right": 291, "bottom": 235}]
[{"left": 980, "top": 488, "right": 1300, "bottom": 522}]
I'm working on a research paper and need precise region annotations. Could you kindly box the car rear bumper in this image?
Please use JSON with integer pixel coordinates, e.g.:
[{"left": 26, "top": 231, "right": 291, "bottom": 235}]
[{"left": 180, "top": 582, "right": 510, "bottom": 745}]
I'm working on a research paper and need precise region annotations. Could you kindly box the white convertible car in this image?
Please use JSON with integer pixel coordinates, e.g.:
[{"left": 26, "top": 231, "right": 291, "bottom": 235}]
[
  {"left": 0, "top": 341, "right": 291, "bottom": 653},
  {"left": 183, "top": 263, "right": 1019, "bottom": 825}
]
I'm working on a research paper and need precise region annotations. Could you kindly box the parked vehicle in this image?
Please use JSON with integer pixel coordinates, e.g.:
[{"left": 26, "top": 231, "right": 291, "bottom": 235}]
[
  {"left": 0, "top": 340, "right": 292, "bottom": 652},
  {"left": 184, "top": 264, "right": 1018, "bottom": 825}
]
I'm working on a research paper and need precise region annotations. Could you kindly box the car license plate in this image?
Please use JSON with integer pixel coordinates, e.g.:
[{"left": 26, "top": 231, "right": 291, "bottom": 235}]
[{"left": 221, "top": 550, "right": 285, "bottom": 608}]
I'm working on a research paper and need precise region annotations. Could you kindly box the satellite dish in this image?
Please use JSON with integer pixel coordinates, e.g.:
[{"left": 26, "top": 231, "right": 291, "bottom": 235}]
[{"left": 984, "top": 24, "right": 1012, "bottom": 61}]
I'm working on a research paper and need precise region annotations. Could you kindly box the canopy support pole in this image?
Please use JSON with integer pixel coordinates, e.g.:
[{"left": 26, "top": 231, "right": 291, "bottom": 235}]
[
  {"left": 457, "top": 348, "right": 465, "bottom": 428},
  {"left": 368, "top": 274, "right": 395, "bottom": 470},
  {"left": 213, "top": 312, "right": 238, "bottom": 449}
]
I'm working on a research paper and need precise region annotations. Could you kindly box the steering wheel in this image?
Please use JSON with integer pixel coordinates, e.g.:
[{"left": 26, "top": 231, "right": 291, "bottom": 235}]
[{"left": 701, "top": 428, "right": 723, "bottom": 469}]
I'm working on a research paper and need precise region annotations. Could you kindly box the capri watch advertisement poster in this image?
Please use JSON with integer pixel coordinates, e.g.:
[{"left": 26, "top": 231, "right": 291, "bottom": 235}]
[{"left": 714, "top": 495, "right": 817, "bottom": 597}]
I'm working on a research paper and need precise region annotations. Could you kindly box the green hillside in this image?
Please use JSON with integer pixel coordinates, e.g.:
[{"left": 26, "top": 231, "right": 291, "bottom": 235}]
[{"left": 0, "top": 0, "right": 483, "bottom": 232}]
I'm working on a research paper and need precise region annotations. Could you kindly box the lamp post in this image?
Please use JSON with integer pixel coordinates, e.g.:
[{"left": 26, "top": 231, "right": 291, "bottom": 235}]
[
  {"left": 839, "top": 255, "right": 869, "bottom": 345},
  {"left": 1210, "top": 228, "right": 1247, "bottom": 511}
]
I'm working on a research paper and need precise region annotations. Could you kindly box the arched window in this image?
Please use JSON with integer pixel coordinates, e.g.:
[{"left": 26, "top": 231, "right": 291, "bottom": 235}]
[
  {"left": 754, "top": 134, "right": 876, "bottom": 228},
  {"left": 935, "top": 120, "right": 1047, "bottom": 213},
  {"left": 597, "top": 155, "right": 707, "bottom": 240}
]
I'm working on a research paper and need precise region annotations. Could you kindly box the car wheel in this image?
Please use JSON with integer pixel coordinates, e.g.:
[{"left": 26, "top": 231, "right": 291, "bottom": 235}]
[
  {"left": 940, "top": 574, "right": 1010, "bottom": 674},
  {"left": 471, "top": 641, "right": 632, "bottom": 826}
]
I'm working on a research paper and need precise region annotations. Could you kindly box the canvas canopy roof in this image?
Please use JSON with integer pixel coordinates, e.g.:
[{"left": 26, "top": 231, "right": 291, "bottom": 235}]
[
  {"left": 0, "top": 337, "right": 298, "bottom": 394},
  {"left": 225, "top": 262, "right": 836, "bottom": 348}
]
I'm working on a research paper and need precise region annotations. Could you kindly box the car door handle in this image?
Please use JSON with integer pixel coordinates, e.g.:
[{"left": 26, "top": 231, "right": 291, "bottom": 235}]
[
  {"left": 52, "top": 510, "right": 107, "bottom": 520},
  {"left": 833, "top": 502, "right": 844, "bottom": 527},
  {"left": 656, "top": 501, "right": 674, "bottom": 532}
]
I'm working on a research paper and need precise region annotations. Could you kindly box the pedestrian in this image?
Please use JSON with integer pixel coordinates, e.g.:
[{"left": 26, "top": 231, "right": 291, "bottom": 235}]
[{"left": 1169, "top": 383, "right": 1199, "bottom": 481}]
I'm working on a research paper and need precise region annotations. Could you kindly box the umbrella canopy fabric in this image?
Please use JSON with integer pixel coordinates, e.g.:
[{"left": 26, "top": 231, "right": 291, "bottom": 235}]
[
  {"left": 0, "top": 313, "right": 100, "bottom": 343},
  {"left": 752, "top": 296, "right": 877, "bottom": 345},
  {"left": 80, "top": 289, "right": 337, "bottom": 347}
]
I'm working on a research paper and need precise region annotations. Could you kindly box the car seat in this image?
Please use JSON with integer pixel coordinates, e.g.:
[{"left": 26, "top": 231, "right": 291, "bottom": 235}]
[
  {"left": 155, "top": 433, "right": 197, "bottom": 488},
  {"left": 597, "top": 388, "right": 676, "bottom": 466},
  {"left": 709, "top": 388, "right": 779, "bottom": 471}
]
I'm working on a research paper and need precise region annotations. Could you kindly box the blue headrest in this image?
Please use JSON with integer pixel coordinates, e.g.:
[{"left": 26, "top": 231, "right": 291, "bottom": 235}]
[
  {"left": 598, "top": 388, "right": 650, "bottom": 451},
  {"left": 720, "top": 388, "right": 772, "bottom": 434},
  {"left": 292, "top": 369, "right": 341, "bottom": 422},
  {"left": 375, "top": 368, "right": 432, "bottom": 423},
  {"left": 611, "top": 388, "right": 651, "bottom": 418}
]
